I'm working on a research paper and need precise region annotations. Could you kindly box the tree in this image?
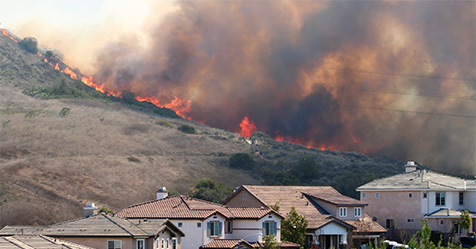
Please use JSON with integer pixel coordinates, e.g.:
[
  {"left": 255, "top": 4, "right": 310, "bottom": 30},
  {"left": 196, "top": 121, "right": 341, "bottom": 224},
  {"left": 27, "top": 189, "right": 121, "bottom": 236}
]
[
  {"left": 178, "top": 124, "right": 196, "bottom": 134},
  {"left": 18, "top": 37, "right": 38, "bottom": 54},
  {"left": 262, "top": 235, "right": 280, "bottom": 249},
  {"left": 290, "top": 155, "right": 319, "bottom": 183},
  {"left": 229, "top": 153, "right": 255, "bottom": 170},
  {"left": 281, "top": 206, "right": 308, "bottom": 249},
  {"left": 458, "top": 210, "right": 471, "bottom": 235},
  {"left": 190, "top": 179, "right": 233, "bottom": 203}
]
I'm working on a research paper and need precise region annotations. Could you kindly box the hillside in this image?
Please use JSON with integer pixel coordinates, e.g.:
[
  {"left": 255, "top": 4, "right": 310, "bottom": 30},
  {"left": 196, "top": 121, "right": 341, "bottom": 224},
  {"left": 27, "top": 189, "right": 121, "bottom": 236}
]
[{"left": 0, "top": 33, "right": 403, "bottom": 227}]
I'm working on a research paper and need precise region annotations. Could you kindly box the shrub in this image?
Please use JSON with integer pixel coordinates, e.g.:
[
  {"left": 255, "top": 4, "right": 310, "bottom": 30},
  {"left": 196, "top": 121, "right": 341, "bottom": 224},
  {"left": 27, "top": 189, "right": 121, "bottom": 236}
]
[
  {"left": 178, "top": 124, "right": 196, "bottom": 134},
  {"left": 229, "top": 153, "right": 255, "bottom": 170},
  {"left": 18, "top": 37, "right": 38, "bottom": 54},
  {"left": 155, "top": 120, "right": 174, "bottom": 128},
  {"left": 190, "top": 179, "right": 233, "bottom": 203}
]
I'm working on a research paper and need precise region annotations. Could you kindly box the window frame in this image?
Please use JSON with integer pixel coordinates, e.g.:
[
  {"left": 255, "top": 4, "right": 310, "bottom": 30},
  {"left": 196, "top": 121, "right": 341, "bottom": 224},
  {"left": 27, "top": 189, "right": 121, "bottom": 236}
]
[
  {"left": 197, "top": 222, "right": 202, "bottom": 228},
  {"left": 137, "top": 239, "right": 145, "bottom": 249},
  {"left": 225, "top": 219, "right": 233, "bottom": 234},
  {"left": 435, "top": 192, "right": 446, "bottom": 206},
  {"left": 354, "top": 207, "right": 362, "bottom": 217},
  {"left": 339, "top": 207, "right": 347, "bottom": 217},
  {"left": 208, "top": 221, "right": 222, "bottom": 237},
  {"left": 376, "top": 193, "right": 380, "bottom": 198},
  {"left": 263, "top": 221, "right": 277, "bottom": 236},
  {"left": 362, "top": 193, "right": 366, "bottom": 198},
  {"left": 107, "top": 240, "right": 122, "bottom": 249},
  {"left": 408, "top": 193, "right": 413, "bottom": 198},
  {"left": 386, "top": 219, "right": 395, "bottom": 229},
  {"left": 459, "top": 192, "right": 464, "bottom": 205},
  {"left": 171, "top": 238, "right": 177, "bottom": 249}
]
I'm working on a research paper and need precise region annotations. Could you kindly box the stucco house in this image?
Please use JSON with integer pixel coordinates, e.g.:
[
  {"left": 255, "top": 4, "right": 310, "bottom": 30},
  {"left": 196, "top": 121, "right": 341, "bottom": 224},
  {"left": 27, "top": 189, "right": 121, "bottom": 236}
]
[
  {"left": 115, "top": 189, "right": 299, "bottom": 249},
  {"left": 223, "top": 185, "right": 386, "bottom": 249},
  {"left": 357, "top": 161, "right": 476, "bottom": 237},
  {"left": 0, "top": 213, "right": 184, "bottom": 249}
]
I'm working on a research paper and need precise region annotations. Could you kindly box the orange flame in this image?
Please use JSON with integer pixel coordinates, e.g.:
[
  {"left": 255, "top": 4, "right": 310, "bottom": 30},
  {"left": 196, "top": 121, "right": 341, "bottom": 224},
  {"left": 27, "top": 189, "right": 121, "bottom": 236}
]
[
  {"left": 1, "top": 28, "right": 18, "bottom": 42},
  {"left": 61, "top": 67, "right": 78, "bottom": 79},
  {"left": 54, "top": 63, "right": 60, "bottom": 71},
  {"left": 239, "top": 116, "right": 257, "bottom": 138},
  {"left": 135, "top": 95, "right": 191, "bottom": 119}
]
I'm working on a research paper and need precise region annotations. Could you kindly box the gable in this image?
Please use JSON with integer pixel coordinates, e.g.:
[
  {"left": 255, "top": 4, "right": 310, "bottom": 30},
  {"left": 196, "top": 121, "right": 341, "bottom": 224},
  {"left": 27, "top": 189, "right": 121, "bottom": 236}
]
[
  {"left": 224, "top": 189, "right": 265, "bottom": 208},
  {"left": 315, "top": 221, "right": 349, "bottom": 235}
]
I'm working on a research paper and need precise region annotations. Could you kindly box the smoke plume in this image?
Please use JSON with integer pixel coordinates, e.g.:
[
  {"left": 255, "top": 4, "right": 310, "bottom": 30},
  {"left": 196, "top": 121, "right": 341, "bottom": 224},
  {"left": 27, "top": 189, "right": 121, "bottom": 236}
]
[{"left": 94, "top": 1, "right": 476, "bottom": 173}]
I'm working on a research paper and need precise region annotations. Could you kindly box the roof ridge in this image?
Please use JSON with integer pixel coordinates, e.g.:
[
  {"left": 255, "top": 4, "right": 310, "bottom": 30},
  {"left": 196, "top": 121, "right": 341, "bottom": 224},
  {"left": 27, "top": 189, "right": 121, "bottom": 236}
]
[
  {"left": 183, "top": 195, "right": 228, "bottom": 207},
  {"left": 102, "top": 214, "right": 136, "bottom": 237}
]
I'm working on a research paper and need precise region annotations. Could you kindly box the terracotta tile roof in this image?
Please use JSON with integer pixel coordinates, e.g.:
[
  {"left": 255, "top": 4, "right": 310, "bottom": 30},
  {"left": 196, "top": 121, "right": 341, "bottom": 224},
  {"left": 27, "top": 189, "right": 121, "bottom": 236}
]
[
  {"left": 116, "top": 195, "right": 280, "bottom": 220},
  {"left": 0, "top": 235, "right": 94, "bottom": 249},
  {"left": 345, "top": 214, "right": 386, "bottom": 233},
  {"left": 233, "top": 186, "right": 340, "bottom": 218},
  {"left": 357, "top": 170, "right": 476, "bottom": 190},
  {"left": 303, "top": 192, "right": 367, "bottom": 206},
  {"left": 200, "top": 239, "right": 254, "bottom": 249},
  {"left": 0, "top": 214, "right": 184, "bottom": 237},
  {"left": 252, "top": 240, "right": 301, "bottom": 248}
]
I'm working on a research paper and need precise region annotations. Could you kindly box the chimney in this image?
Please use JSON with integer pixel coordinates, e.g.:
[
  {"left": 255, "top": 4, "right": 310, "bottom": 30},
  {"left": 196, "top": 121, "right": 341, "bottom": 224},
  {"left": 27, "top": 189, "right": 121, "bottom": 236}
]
[
  {"left": 156, "top": 187, "right": 168, "bottom": 200},
  {"left": 405, "top": 161, "right": 417, "bottom": 173},
  {"left": 84, "top": 203, "right": 99, "bottom": 218}
]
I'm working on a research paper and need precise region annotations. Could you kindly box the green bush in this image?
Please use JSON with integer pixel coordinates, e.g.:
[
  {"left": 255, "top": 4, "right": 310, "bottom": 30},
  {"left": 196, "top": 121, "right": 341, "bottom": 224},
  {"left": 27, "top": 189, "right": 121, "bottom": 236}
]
[
  {"left": 155, "top": 120, "right": 174, "bottom": 128},
  {"left": 178, "top": 124, "right": 196, "bottom": 134},
  {"left": 229, "top": 153, "right": 255, "bottom": 170},
  {"left": 190, "top": 179, "right": 233, "bottom": 203},
  {"left": 18, "top": 37, "right": 38, "bottom": 54}
]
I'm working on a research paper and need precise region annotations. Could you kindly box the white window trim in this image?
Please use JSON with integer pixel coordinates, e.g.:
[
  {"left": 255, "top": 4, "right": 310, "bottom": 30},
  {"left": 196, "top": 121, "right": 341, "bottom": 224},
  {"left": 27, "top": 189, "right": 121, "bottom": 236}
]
[
  {"left": 137, "top": 239, "right": 145, "bottom": 249},
  {"left": 339, "top": 207, "right": 347, "bottom": 217},
  {"left": 108, "top": 240, "right": 122, "bottom": 249},
  {"left": 354, "top": 207, "right": 361, "bottom": 217}
]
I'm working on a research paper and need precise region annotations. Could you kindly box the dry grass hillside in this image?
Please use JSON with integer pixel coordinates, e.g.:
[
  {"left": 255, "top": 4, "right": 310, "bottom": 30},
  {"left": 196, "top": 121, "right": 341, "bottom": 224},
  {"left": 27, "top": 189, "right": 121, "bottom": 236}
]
[{"left": 0, "top": 86, "right": 257, "bottom": 226}]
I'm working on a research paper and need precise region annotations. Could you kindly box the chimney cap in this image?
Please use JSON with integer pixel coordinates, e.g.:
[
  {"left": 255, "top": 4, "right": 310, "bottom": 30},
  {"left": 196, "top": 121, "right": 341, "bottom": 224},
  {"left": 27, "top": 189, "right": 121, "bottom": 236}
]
[
  {"left": 406, "top": 161, "right": 416, "bottom": 166},
  {"left": 157, "top": 187, "right": 168, "bottom": 192},
  {"left": 85, "top": 203, "right": 97, "bottom": 208}
]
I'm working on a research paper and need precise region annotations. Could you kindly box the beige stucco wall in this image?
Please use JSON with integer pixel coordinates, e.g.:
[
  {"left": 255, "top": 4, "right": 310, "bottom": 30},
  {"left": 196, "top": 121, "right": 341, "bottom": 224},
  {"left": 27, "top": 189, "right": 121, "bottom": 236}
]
[
  {"left": 361, "top": 191, "right": 422, "bottom": 230},
  {"left": 224, "top": 189, "right": 265, "bottom": 208},
  {"left": 58, "top": 237, "right": 136, "bottom": 249}
]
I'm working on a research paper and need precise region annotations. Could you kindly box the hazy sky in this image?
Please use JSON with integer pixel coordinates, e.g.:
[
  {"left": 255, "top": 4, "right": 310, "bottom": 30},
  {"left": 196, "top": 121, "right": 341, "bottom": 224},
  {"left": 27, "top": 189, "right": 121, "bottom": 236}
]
[{"left": 0, "top": 0, "right": 178, "bottom": 73}]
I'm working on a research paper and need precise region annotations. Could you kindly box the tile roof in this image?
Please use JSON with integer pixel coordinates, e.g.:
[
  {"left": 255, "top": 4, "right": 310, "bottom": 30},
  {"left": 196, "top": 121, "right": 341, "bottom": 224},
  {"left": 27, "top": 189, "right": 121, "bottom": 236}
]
[
  {"left": 200, "top": 239, "right": 254, "bottom": 249},
  {"left": 116, "top": 195, "right": 281, "bottom": 220},
  {"left": 303, "top": 192, "right": 367, "bottom": 206},
  {"left": 357, "top": 170, "right": 476, "bottom": 190},
  {"left": 344, "top": 214, "right": 386, "bottom": 233},
  {"left": 0, "top": 214, "right": 183, "bottom": 237},
  {"left": 424, "top": 208, "right": 476, "bottom": 218},
  {"left": 200, "top": 239, "right": 301, "bottom": 249},
  {"left": 0, "top": 235, "right": 94, "bottom": 249}
]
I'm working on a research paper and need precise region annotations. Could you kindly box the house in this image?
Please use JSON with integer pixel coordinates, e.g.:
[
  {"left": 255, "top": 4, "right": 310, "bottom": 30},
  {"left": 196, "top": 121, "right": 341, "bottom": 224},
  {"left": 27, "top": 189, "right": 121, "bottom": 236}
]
[
  {"left": 223, "top": 185, "right": 386, "bottom": 249},
  {"left": 115, "top": 188, "right": 298, "bottom": 249},
  {"left": 0, "top": 234, "right": 94, "bottom": 249},
  {"left": 356, "top": 161, "right": 476, "bottom": 236},
  {"left": 0, "top": 213, "right": 184, "bottom": 249}
]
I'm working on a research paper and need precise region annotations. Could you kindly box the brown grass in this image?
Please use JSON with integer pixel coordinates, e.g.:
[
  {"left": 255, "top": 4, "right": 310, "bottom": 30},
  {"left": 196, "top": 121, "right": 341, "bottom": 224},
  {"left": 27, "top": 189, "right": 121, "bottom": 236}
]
[{"left": 0, "top": 86, "right": 257, "bottom": 227}]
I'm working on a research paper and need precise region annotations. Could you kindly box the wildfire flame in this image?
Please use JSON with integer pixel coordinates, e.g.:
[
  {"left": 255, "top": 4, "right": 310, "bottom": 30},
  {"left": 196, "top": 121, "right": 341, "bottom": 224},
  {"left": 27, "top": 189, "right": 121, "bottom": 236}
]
[
  {"left": 239, "top": 116, "right": 257, "bottom": 138},
  {"left": 1, "top": 28, "right": 18, "bottom": 42}
]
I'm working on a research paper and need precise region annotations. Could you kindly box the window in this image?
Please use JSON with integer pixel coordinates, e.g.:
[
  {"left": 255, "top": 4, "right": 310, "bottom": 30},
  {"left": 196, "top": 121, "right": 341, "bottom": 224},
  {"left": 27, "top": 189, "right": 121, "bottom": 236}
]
[
  {"left": 207, "top": 221, "right": 222, "bottom": 237},
  {"left": 362, "top": 193, "right": 366, "bottom": 198},
  {"left": 407, "top": 219, "right": 414, "bottom": 223},
  {"left": 339, "top": 207, "right": 347, "bottom": 217},
  {"left": 354, "top": 207, "right": 361, "bottom": 217},
  {"left": 440, "top": 220, "right": 444, "bottom": 225},
  {"left": 454, "top": 224, "right": 464, "bottom": 234},
  {"left": 376, "top": 193, "right": 380, "bottom": 198},
  {"left": 386, "top": 219, "right": 395, "bottom": 229},
  {"left": 408, "top": 193, "right": 413, "bottom": 198},
  {"left": 178, "top": 222, "right": 182, "bottom": 228},
  {"left": 161, "top": 239, "right": 164, "bottom": 249},
  {"left": 263, "top": 221, "right": 277, "bottom": 236},
  {"left": 459, "top": 192, "right": 464, "bottom": 205},
  {"left": 137, "top": 239, "right": 145, "bottom": 249},
  {"left": 197, "top": 222, "right": 201, "bottom": 228},
  {"left": 226, "top": 220, "right": 233, "bottom": 234},
  {"left": 172, "top": 239, "right": 177, "bottom": 249},
  {"left": 436, "top": 192, "right": 445, "bottom": 206},
  {"left": 108, "top": 240, "right": 122, "bottom": 249},
  {"left": 166, "top": 239, "right": 169, "bottom": 249},
  {"left": 242, "top": 192, "right": 247, "bottom": 200},
  {"left": 423, "top": 193, "right": 427, "bottom": 198}
]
